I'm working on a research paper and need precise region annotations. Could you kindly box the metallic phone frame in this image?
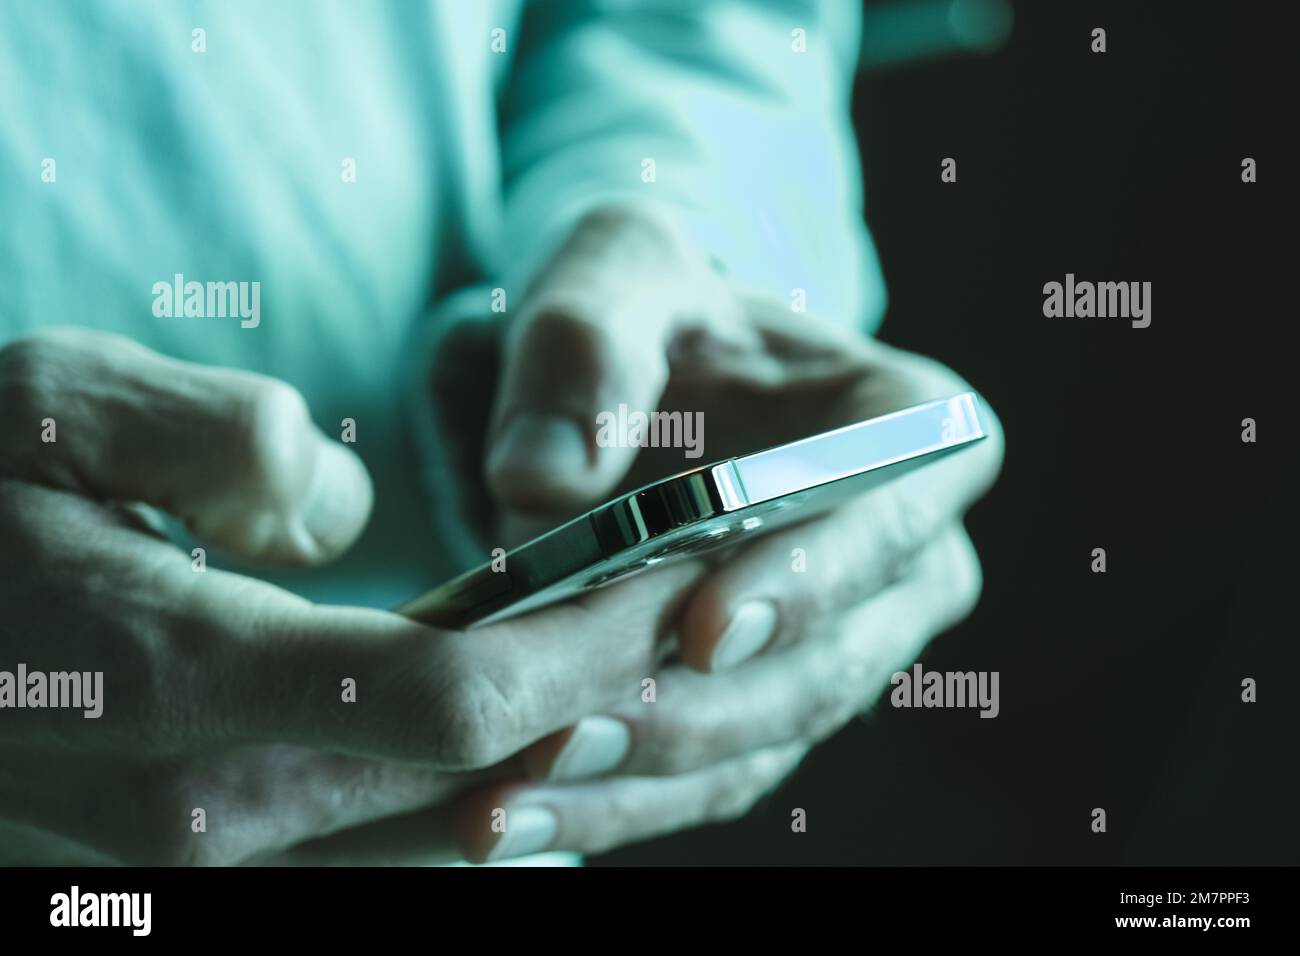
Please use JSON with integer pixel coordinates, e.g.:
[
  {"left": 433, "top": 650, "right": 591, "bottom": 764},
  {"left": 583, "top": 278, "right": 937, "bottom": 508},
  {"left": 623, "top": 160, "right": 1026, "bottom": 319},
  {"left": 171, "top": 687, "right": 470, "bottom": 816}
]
[{"left": 400, "top": 392, "right": 987, "bottom": 629}]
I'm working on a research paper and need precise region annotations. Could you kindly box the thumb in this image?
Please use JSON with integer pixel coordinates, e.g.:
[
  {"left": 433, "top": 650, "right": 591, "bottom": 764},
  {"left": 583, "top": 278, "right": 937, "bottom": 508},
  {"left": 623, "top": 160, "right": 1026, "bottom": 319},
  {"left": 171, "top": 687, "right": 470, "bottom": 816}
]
[
  {"left": 0, "top": 327, "right": 372, "bottom": 565},
  {"left": 485, "top": 300, "right": 670, "bottom": 516},
  {"left": 484, "top": 208, "right": 735, "bottom": 515}
]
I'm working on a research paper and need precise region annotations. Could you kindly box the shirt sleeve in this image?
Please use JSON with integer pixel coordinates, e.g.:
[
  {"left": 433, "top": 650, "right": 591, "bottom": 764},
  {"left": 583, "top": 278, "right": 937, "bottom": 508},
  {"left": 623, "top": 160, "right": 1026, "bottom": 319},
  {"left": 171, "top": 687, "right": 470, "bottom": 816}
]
[{"left": 496, "top": 0, "right": 887, "bottom": 333}]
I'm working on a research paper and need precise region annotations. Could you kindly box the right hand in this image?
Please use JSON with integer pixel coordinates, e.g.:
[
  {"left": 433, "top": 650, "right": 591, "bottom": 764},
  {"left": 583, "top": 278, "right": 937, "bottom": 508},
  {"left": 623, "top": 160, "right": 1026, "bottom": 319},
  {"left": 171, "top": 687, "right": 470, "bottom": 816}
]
[{"left": 0, "top": 327, "right": 697, "bottom": 865}]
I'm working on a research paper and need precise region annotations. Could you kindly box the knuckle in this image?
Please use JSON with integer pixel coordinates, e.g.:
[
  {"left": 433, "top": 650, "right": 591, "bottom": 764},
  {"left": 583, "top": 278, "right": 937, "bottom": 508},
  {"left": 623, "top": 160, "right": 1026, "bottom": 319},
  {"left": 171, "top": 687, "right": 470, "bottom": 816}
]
[
  {"left": 944, "top": 530, "right": 984, "bottom": 622},
  {"left": 705, "top": 771, "right": 765, "bottom": 824},
  {"left": 875, "top": 490, "right": 936, "bottom": 572},
  {"left": 707, "top": 749, "right": 796, "bottom": 824},
  {"left": 636, "top": 713, "right": 705, "bottom": 776},
  {"left": 796, "top": 654, "right": 863, "bottom": 742},
  {"left": 0, "top": 329, "right": 142, "bottom": 483},
  {"left": 0, "top": 335, "right": 63, "bottom": 424},
  {"left": 659, "top": 739, "right": 705, "bottom": 777},
  {"left": 0, "top": 327, "right": 129, "bottom": 391},
  {"left": 580, "top": 786, "right": 645, "bottom": 855},
  {"left": 809, "top": 530, "right": 860, "bottom": 617},
  {"left": 818, "top": 492, "right": 937, "bottom": 616},
  {"left": 424, "top": 665, "right": 518, "bottom": 770}
]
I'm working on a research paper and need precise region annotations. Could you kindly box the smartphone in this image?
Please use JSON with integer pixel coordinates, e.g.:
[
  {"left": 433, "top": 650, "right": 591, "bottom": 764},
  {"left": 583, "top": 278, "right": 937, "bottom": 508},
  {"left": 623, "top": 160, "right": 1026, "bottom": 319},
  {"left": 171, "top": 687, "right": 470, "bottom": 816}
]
[{"left": 400, "top": 392, "right": 988, "bottom": 629}]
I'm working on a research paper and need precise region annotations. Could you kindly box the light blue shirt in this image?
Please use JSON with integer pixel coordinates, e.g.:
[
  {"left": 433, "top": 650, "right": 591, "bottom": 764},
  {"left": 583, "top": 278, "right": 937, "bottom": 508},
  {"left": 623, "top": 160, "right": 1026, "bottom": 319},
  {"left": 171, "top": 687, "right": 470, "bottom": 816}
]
[{"left": 0, "top": 0, "right": 884, "bottom": 607}]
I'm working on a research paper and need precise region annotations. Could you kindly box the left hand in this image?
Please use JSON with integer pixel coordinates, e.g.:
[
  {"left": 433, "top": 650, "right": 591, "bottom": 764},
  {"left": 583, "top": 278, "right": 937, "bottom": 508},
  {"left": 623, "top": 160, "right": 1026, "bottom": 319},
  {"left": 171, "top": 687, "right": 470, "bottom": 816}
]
[{"left": 438, "top": 208, "right": 1005, "bottom": 861}]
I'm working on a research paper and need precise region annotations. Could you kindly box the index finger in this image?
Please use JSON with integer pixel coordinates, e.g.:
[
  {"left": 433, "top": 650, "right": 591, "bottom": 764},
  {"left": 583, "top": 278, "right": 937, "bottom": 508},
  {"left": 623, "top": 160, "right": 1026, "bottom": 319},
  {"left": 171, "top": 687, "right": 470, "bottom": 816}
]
[{"left": 190, "top": 560, "right": 705, "bottom": 770}]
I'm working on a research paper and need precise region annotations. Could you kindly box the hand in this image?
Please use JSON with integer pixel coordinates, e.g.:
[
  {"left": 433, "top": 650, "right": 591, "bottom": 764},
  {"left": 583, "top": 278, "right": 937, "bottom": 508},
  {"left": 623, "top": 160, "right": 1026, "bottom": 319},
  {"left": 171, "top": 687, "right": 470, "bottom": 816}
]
[
  {"left": 439, "top": 208, "right": 1004, "bottom": 860},
  {"left": 0, "top": 327, "right": 701, "bottom": 865}
]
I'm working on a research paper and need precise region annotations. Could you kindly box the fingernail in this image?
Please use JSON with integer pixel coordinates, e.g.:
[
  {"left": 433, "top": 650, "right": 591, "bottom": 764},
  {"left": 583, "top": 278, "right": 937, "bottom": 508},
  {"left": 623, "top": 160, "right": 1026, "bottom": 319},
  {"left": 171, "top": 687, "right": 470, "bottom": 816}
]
[
  {"left": 711, "top": 600, "right": 777, "bottom": 671},
  {"left": 487, "top": 413, "right": 589, "bottom": 483},
  {"left": 300, "top": 441, "right": 373, "bottom": 560},
  {"left": 487, "top": 806, "right": 558, "bottom": 862},
  {"left": 548, "top": 716, "right": 630, "bottom": 781}
]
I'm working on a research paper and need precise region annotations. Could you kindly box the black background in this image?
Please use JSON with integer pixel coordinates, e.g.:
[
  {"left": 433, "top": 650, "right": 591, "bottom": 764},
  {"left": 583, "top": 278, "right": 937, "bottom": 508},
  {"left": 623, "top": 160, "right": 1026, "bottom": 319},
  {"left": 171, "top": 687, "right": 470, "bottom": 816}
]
[{"left": 597, "top": 0, "right": 1295, "bottom": 866}]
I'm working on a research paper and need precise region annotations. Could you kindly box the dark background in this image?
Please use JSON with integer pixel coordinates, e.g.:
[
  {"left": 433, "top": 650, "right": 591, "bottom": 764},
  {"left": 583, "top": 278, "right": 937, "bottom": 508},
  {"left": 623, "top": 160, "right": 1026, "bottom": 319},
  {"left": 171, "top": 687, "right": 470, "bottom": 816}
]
[{"left": 597, "top": 0, "right": 1294, "bottom": 865}]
